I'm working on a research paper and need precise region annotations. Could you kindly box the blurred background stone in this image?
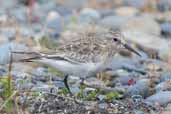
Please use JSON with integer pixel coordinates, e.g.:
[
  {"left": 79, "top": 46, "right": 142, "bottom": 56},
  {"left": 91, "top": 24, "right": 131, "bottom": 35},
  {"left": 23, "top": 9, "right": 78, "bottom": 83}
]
[{"left": 79, "top": 8, "right": 101, "bottom": 24}]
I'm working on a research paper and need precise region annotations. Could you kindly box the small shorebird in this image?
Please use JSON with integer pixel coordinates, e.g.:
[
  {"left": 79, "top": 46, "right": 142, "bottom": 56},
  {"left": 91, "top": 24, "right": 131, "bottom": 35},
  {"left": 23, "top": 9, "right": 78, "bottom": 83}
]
[{"left": 13, "top": 30, "right": 140, "bottom": 94}]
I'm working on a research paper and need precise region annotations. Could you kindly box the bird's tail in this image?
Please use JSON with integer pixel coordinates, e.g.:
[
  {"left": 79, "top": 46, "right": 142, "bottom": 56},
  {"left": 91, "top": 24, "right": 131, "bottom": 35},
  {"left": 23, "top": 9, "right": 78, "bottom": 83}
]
[{"left": 11, "top": 51, "right": 42, "bottom": 62}]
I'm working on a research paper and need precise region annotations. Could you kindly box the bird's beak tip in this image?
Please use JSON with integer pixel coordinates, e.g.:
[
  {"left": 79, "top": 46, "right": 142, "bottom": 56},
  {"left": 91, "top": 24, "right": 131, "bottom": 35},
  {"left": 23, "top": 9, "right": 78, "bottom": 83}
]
[{"left": 123, "top": 43, "right": 141, "bottom": 57}]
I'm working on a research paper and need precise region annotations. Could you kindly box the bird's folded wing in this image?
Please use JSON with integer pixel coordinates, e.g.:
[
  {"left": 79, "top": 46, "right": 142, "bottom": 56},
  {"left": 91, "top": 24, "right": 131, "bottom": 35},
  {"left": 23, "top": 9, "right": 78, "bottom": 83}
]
[{"left": 12, "top": 51, "right": 83, "bottom": 64}]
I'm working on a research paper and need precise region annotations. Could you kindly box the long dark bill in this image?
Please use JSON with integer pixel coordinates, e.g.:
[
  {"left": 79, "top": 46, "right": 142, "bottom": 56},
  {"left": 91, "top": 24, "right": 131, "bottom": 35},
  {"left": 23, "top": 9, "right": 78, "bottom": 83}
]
[{"left": 123, "top": 43, "right": 141, "bottom": 57}]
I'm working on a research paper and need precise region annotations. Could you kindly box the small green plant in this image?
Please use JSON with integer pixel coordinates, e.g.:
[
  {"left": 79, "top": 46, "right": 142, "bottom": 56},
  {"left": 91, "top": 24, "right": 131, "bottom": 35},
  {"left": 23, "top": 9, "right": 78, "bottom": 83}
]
[
  {"left": 77, "top": 85, "right": 86, "bottom": 99},
  {"left": 71, "top": 16, "right": 78, "bottom": 24},
  {"left": 58, "top": 88, "right": 70, "bottom": 95},
  {"left": 0, "top": 77, "right": 13, "bottom": 113},
  {"left": 39, "top": 36, "right": 58, "bottom": 50},
  {"left": 86, "top": 89, "right": 99, "bottom": 100},
  {"left": 105, "top": 91, "right": 122, "bottom": 102},
  {"left": 0, "top": 51, "right": 14, "bottom": 113}
]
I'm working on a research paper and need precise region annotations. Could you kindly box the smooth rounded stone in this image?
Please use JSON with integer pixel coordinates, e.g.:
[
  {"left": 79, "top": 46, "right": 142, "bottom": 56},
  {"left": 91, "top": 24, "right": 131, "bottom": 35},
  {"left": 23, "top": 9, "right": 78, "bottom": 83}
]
[
  {"left": 10, "top": 64, "right": 36, "bottom": 79},
  {"left": 121, "top": 16, "right": 161, "bottom": 36},
  {"left": 98, "top": 103, "right": 108, "bottom": 109},
  {"left": 134, "top": 110, "right": 147, "bottom": 114},
  {"left": 31, "top": 84, "right": 58, "bottom": 93},
  {"left": 56, "top": 0, "right": 86, "bottom": 10},
  {"left": 11, "top": 6, "right": 28, "bottom": 23},
  {"left": 46, "top": 11, "right": 63, "bottom": 38},
  {"left": 155, "top": 81, "right": 171, "bottom": 92},
  {"left": 158, "top": 48, "right": 171, "bottom": 63},
  {"left": 84, "top": 77, "right": 105, "bottom": 87},
  {"left": 0, "top": 35, "right": 9, "bottom": 44},
  {"left": 32, "top": 67, "right": 48, "bottom": 76},
  {"left": 12, "top": 72, "right": 30, "bottom": 79},
  {"left": 157, "top": 0, "right": 171, "bottom": 11},
  {"left": 126, "top": 79, "right": 150, "bottom": 97},
  {"left": 161, "top": 11, "right": 171, "bottom": 22},
  {"left": 88, "top": 0, "right": 113, "bottom": 9},
  {"left": 17, "top": 93, "right": 28, "bottom": 105},
  {"left": 146, "top": 91, "right": 171, "bottom": 105},
  {"left": 56, "top": 5, "right": 72, "bottom": 16},
  {"left": 0, "top": 42, "right": 29, "bottom": 65},
  {"left": 79, "top": 8, "right": 101, "bottom": 24},
  {"left": 0, "top": 14, "right": 8, "bottom": 23},
  {"left": 123, "top": 0, "right": 146, "bottom": 9},
  {"left": 115, "top": 6, "right": 139, "bottom": 16},
  {"left": 0, "top": 67, "right": 6, "bottom": 76},
  {"left": 0, "top": 0, "right": 17, "bottom": 9},
  {"left": 97, "top": 9, "right": 115, "bottom": 18},
  {"left": 160, "top": 104, "right": 171, "bottom": 114},
  {"left": 99, "top": 15, "right": 130, "bottom": 30},
  {"left": 145, "top": 62, "right": 162, "bottom": 71},
  {"left": 123, "top": 30, "right": 171, "bottom": 51},
  {"left": 114, "top": 72, "right": 139, "bottom": 86},
  {"left": 70, "top": 86, "right": 80, "bottom": 94},
  {"left": 160, "top": 72, "right": 171, "bottom": 82},
  {"left": 16, "top": 81, "right": 34, "bottom": 90},
  {"left": 109, "top": 58, "right": 143, "bottom": 73},
  {"left": 97, "top": 95, "right": 106, "bottom": 101},
  {"left": 161, "top": 22, "right": 171, "bottom": 37},
  {"left": 31, "top": 67, "right": 51, "bottom": 82}
]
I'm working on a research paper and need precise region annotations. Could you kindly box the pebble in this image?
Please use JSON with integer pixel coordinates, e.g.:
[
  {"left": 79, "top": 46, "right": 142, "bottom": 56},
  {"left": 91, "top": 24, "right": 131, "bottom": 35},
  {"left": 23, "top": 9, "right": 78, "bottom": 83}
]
[
  {"left": 31, "top": 84, "right": 58, "bottom": 93},
  {"left": 12, "top": 6, "right": 28, "bottom": 23},
  {"left": 115, "top": 6, "right": 139, "bottom": 16},
  {"left": 84, "top": 77, "right": 105, "bottom": 87},
  {"left": 160, "top": 103, "right": 171, "bottom": 114},
  {"left": 46, "top": 11, "right": 63, "bottom": 38},
  {"left": 97, "top": 9, "right": 115, "bottom": 18},
  {"left": 160, "top": 72, "right": 171, "bottom": 82},
  {"left": 115, "top": 72, "right": 139, "bottom": 86},
  {"left": 127, "top": 79, "right": 150, "bottom": 97},
  {"left": 155, "top": 81, "right": 171, "bottom": 92},
  {"left": 121, "top": 16, "right": 161, "bottom": 36},
  {"left": 134, "top": 110, "right": 147, "bottom": 114},
  {"left": 0, "top": 42, "right": 29, "bottom": 65},
  {"left": 79, "top": 8, "right": 101, "bottom": 24},
  {"left": 99, "top": 15, "right": 130, "bottom": 31},
  {"left": 161, "top": 22, "right": 171, "bottom": 37},
  {"left": 98, "top": 103, "right": 108, "bottom": 109},
  {"left": 146, "top": 91, "right": 171, "bottom": 105},
  {"left": 158, "top": 48, "right": 171, "bottom": 63},
  {"left": 123, "top": 0, "right": 146, "bottom": 9},
  {"left": 97, "top": 95, "right": 106, "bottom": 101},
  {"left": 157, "top": 0, "right": 171, "bottom": 11}
]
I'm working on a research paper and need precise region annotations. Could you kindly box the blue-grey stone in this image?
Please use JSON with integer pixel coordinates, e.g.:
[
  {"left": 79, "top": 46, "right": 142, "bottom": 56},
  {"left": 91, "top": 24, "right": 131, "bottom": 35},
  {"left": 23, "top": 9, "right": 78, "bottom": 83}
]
[
  {"left": 157, "top": 0, "right": 171, "bottom": 11},
  {"left": 161, "top": 22, "right": 171, "bottom": 37},
  {"left": 99, "top": 15, "right": 130, "bottom": 30},
  {"left": 146, "top": 91, "right": 171, "bottom": 105},
  {"left": 46, "top": 11, "right": 63, "bottom": 38},
  {"left": 127, "top": 79, "right": 150, "bottom": 97},
  {"left": 79, "top": 8, "right": 101, "bottom": 24},
  {"left": 123, "top": 0, "right": 146, "bottom": 9},
  {"left": 134, "top": 110, "right": 147, "bottom": 114},
  {"left": 160, "top": 72, "right": 171, "bottom": 81},
  {"left": 0, "top": 42, "right": 28, "bottom": 65}
]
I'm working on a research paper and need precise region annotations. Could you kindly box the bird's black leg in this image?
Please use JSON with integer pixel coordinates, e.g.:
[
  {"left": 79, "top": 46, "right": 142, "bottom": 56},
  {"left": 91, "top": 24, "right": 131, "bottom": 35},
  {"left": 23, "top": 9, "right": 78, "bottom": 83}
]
[
  {"left": 80, "top": 77, "right": 85, "bottom": 85},
  {"left": 63, "top": 75, "right": 72, "bottom": 95}
]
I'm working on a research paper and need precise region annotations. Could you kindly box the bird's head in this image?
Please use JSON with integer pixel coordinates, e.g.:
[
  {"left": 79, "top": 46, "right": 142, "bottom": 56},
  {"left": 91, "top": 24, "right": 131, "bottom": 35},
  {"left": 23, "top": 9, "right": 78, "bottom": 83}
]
[{"left": 106, "top": 30, "right": 141, "bottom": 57}]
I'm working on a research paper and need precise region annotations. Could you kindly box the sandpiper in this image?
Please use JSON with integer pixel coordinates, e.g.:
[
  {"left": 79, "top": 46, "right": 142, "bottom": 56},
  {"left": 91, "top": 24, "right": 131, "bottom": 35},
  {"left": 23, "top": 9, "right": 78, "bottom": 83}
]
[{"left": 13, "top": 29, "right": 141, "bottom": 94}]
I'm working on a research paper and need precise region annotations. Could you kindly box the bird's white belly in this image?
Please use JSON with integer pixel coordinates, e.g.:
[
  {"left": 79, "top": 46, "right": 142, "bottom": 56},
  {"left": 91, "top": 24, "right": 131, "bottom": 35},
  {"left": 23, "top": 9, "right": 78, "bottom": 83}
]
[{"left": 34, "top": 58, "right": 104, "bottom": 77}]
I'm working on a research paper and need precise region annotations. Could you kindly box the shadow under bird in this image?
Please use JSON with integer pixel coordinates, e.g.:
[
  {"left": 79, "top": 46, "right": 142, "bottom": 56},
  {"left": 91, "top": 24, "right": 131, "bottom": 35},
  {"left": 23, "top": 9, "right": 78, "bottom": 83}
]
[{"left": 12, "top": 30, "right": 141, "bottom": 94}]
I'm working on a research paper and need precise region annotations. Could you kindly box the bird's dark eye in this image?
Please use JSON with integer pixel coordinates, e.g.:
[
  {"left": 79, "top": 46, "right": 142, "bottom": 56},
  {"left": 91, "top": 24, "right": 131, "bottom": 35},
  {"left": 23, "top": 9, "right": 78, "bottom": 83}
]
[{"left": 113, "top": 38, "right": 118, "bottom": 42}]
